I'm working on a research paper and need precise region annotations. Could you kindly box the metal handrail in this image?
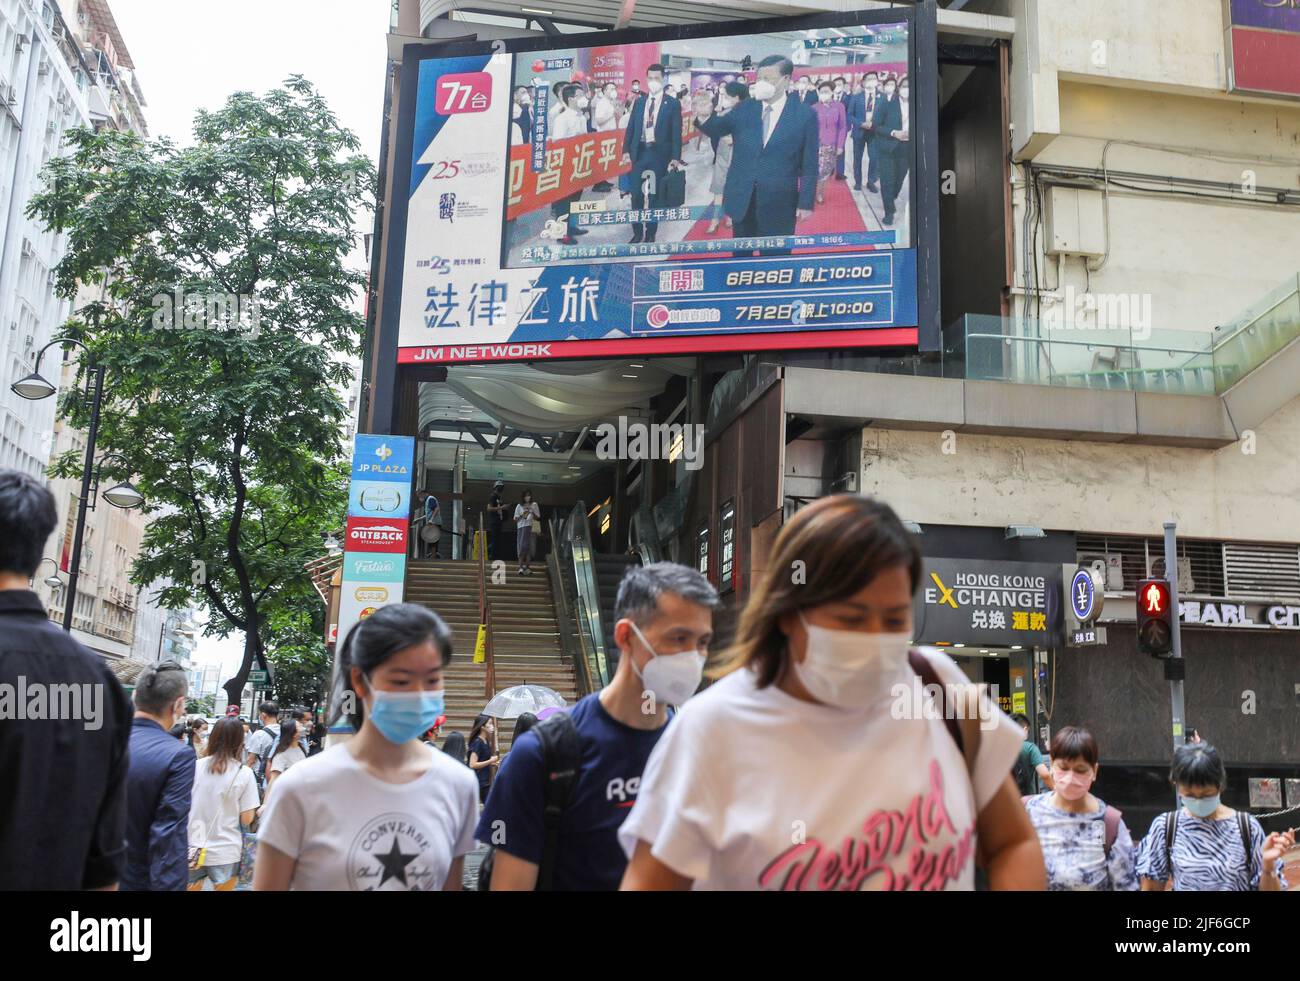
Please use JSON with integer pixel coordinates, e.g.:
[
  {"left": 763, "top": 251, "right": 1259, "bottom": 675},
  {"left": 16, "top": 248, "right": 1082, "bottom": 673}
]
[
  {"left": 477, "top": 512, "right": 486, "bottom": 622},
  {"left": 484, "top": 601, "right": 495, "bottom": 699},
  {"left": 546, "top": 527, "right": 595, "bottom": 697},
  {"left": 965, "top": 332, "right": 1213, "bottom": 358},
  {"left": 629, "top": 506, "right": 664, "bottom": 564},
  {"left": 567, "top": 500, "right": 610, "bottom": 687}
]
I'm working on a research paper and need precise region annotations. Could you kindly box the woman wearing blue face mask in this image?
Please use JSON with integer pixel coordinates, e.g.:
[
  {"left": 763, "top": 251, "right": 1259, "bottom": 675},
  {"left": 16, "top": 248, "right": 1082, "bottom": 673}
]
[
  {"left": 1137, "top": 743, "right": 1293, "bottom": 891},
  {"left": 253, "top": 604, "right": 479, "bottom": 891},
  {"left": 619, "top": 494, "right": 1046, "bottom": 891}
]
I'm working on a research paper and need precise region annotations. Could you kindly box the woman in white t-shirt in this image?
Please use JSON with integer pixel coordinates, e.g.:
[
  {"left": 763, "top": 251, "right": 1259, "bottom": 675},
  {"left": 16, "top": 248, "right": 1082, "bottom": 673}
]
[
  {"left": 262, "top": 719, "right": 308, "bottom": 805},
  {"left": 619, "top": 494, "right": 1047, "bottom": 891},
  {"left": 513, "top": 489, "right": 541, "bottom": 577},
  {"left": 253, "top": 604, "right": 479, "bottom": 891},
  {"left": 187, "top": 717, "right": 260, "bottom": 891}
]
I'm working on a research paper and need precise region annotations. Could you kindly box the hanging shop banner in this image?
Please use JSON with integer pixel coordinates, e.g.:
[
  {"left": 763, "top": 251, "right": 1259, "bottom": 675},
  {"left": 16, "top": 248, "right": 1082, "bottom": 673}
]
[
  {"left": 914, "top": 558, "right": 1064, "bottom": 648},
  {"left": 1225, "top": 0, "right": 1300, "bottom": 99},
  {"left": 386, "top": 7, "right": 940, "bottom": 365}
]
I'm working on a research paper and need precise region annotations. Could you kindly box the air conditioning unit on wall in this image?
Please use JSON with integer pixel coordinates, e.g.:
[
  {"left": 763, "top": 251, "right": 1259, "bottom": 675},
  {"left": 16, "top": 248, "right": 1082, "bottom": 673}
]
[{"left": 1151, "top": 556, "right": 1195, "bottom": 595}]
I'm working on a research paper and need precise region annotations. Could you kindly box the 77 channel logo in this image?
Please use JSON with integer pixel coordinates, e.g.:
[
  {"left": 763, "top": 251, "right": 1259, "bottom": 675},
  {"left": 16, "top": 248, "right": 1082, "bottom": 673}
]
[{"left": 436, "top": 72, "right": 492, "bottom": 115}]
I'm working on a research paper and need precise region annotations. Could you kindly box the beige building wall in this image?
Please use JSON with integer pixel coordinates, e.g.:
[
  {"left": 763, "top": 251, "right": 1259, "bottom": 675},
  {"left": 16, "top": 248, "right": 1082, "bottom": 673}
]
[
  {"left": 859, "top": 391, "right": 1300, "bottom": 543},
  {"left": 1002, "top": 0, "right": 1300, "bottom": 337}
]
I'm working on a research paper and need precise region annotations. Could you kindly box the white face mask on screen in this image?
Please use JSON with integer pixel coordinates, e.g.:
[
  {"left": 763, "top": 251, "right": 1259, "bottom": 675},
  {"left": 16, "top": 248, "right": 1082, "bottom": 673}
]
[{"left": 792, "top": 612, "right": 911, "bottom": 709}]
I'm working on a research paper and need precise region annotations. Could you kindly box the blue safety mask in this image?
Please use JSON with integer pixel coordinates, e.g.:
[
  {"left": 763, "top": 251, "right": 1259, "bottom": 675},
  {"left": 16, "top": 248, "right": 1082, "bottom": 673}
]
[
  {"left": 363, "top": 675, "right": 446, "bottom": 745},
  {"left": 1182, "top": 794, "right": 1220, "bottom": 818}
]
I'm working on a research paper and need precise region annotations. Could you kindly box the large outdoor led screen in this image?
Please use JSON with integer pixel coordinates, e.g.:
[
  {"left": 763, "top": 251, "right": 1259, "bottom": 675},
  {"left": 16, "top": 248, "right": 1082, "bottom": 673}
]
[{"left": 388, "top": 8, "right": 938, "bottom": 365}]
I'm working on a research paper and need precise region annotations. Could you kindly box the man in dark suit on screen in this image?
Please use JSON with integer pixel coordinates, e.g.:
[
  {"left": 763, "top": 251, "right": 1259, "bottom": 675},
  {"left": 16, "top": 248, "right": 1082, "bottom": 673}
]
[
  {"left": 621, "top": 63, "right": 683, "bottom": 244},
  {"left": 693, "top": 54, "right": 818, "bottom": 255}
]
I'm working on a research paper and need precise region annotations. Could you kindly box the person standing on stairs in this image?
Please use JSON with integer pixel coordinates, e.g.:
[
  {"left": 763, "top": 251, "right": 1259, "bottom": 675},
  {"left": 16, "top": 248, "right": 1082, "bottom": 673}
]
[
  {"left": 487, "top": 480, "right": 507, "bottom": 562},
  {"left": 468, "top": 715, "right": 500, "bottom": 805},
  {"left": 514, "top": 489, "right": 542, "bottom": 576}
]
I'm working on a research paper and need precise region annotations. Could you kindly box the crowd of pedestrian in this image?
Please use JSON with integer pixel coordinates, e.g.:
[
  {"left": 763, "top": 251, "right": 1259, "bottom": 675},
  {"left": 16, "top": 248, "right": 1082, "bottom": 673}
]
[{"left": 0, "top": 467, "right": 1294, "bottom": 891}]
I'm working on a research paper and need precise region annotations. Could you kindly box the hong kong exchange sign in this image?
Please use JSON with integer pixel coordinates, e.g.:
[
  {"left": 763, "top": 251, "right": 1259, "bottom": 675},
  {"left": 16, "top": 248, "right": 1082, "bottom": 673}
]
[{"left": 913, "top": 558, "right": 1064, "bottom": 648}]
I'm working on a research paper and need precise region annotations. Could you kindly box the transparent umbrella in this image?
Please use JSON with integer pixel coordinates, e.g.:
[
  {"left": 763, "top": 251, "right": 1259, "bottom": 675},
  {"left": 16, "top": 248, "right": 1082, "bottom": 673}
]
[{"left": 483, "top": 684, "right": 568, "bottom": 719}]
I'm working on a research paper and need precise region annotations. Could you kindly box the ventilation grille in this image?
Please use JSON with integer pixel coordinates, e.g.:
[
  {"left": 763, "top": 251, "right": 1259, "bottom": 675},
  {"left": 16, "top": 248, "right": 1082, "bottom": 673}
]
[
  {"left": 1223, "top": 543, "right": 1300, "bottom": 601},
  {"left": 1076, "top": 534, "right": 1226, "bottom": 596}
]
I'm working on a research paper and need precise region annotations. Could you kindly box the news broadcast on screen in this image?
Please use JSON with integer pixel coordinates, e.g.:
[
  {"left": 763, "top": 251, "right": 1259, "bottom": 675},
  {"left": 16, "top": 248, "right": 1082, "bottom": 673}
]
[{"left": 392, "top": 9, "right": 936, "bottom": 364}]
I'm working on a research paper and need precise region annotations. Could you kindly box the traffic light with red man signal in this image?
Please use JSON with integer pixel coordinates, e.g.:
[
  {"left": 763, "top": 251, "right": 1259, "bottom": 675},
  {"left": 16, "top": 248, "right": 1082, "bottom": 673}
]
[{"left": 1136, "top": 578, "right": 1174, "bottom": 656}]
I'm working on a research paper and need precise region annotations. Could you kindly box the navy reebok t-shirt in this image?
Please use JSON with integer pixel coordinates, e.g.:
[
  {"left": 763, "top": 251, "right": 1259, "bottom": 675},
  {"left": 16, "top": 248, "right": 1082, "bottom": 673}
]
[{"left": 475, "top": 693, "right": 670, "bottom": 890}]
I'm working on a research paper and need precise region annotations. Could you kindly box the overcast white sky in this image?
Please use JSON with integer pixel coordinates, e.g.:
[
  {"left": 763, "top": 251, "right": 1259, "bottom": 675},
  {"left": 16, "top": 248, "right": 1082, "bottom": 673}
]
[{"left": 109, "top": 0, "right": 392, "bottom": 684}]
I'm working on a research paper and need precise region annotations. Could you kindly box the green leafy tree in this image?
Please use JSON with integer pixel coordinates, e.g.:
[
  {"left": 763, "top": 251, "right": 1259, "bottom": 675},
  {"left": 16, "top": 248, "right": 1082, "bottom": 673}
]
[
  {"left": 186, "top": 694, "right": 217, "bottom": 717},
  {"left": 28, "top": 77, "right": 373, "bottom": 709},
  {"left": 264, "top": 602, "right": 330, "bottom": 710}
]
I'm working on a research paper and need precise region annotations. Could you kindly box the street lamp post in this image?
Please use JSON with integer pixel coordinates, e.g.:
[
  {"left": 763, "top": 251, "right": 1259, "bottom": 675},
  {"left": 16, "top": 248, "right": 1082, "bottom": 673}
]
[
  {"left": 61, "top": 362, "right": 105, "bottom": 633},
  {"left": 10, "top": 314, "right": 146, "bottom": 633}
]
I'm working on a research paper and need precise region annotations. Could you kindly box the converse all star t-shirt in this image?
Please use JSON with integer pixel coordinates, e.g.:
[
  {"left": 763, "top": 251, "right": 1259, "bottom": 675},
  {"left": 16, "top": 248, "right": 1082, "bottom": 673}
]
[{"left": 258, "top": 742, "right": 478, "bottom": 890}]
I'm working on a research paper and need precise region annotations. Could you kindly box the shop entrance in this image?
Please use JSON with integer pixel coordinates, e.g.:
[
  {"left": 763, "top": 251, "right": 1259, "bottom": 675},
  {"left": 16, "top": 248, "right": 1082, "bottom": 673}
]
[
  {"left": 945, "top": 645, "right": 1038, "bottom": 725},
  {"left": 404, "top": 357, "right": 702, "bottom": 564}
]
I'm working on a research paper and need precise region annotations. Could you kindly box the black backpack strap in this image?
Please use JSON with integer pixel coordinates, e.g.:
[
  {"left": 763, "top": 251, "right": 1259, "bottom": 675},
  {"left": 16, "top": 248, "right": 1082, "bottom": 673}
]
[
  {"left": 533, "top": 712, "right": 582, "bottom": 891},
  {"left": 1237, "top": 811, "right": 1253, "bottom": 884},
  {"left": 908, "top": 649, "right": 962, "bottom": 754}
]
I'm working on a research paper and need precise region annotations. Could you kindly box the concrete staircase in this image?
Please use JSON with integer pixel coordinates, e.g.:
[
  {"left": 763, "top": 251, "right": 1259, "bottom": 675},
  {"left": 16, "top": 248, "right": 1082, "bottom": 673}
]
[{"left": 404, "top": 559, "right": 579, "bottom": 753}]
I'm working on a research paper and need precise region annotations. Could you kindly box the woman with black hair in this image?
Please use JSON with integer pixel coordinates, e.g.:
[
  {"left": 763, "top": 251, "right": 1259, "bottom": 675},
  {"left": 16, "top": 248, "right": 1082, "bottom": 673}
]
[
  {"left": 253, "top": 603, "right": 479, "bottom": 891},
  {"left": 441, "top": 731, "right": 468, "bottom": 766},
  {"left": 1136, "top": 742, "right": 1293, "bottom": 891},
  {"left": 467, "top": 714, "right": 500, "bottom": 804},
  {"left": 513, "top": 713, "right": 539, "bottom": 743},
  {"left": 514, "top": 490, "right": 541, "bottom": 577},
  {"left": 261, "top": 719, "right": 306, "bottom": 805}
]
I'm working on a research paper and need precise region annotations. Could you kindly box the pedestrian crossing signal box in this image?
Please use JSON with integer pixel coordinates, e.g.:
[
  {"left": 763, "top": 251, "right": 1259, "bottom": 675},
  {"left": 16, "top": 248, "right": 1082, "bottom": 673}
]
[{"left": 1136, "top": 578, "right": 1174, "bottom": 657}]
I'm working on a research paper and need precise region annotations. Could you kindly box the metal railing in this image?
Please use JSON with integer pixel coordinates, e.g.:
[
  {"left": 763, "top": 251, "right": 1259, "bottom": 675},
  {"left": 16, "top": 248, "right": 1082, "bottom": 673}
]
[
  {"left": 629, "top": 505, "right": 664, "bottom": 565},
  {"left": 947, "top": 276, "right": 1300, "bottom": 396},
  {"left": 547, "top": 521, "right": 596, "bottom": 697},
  {"left": 564, "top": 500, "right": 610, "bottom": 688},
  {"left": 477, "top": 512, "right": 495, "bottom": 698}
]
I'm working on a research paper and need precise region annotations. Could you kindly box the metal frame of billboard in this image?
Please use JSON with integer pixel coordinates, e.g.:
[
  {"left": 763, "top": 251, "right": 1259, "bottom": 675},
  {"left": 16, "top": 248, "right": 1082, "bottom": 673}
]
[{"left": 373, "top": 4, "right": 941, "bottom": 425}]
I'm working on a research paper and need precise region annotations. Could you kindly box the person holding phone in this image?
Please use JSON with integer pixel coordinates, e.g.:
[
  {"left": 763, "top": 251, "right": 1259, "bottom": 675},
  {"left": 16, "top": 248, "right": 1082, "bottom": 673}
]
[{"left": 514, "top": 489, "right": 542, "bottom": 577}]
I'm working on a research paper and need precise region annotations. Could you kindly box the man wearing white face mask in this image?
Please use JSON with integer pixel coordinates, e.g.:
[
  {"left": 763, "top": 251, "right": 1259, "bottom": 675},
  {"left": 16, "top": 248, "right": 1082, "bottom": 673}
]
[
  {"left": 477, "top": 563, "right": 717, "bottom": 891},
  {"left": 548, "top": 84, "right": 593, "bottom": 245},
  {"left": 622, "top": 63, "right": 684, "bottom": 244},
  {"left": 620, "top": 494, "right": 1047, "bottom": 892},
  {"left": 693, "top": 53, "right": 818, "bottom": 256}
]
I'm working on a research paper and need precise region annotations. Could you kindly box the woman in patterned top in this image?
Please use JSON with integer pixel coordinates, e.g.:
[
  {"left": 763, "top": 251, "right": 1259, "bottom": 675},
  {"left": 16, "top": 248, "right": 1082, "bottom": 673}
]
[
  {"left": 1136, "top": 743, "right": 1294, "bottom": 891},
  {"left": 1023, "top": 726, "right": 1138, "bottom": 890}
]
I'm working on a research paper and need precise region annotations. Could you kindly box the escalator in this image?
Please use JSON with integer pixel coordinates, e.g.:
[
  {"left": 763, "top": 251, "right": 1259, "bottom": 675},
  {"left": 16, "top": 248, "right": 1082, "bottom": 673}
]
[
  {"left": 555, "top": 501, "right": 647, "bottom": 692},
  {"left": 593, "top": 553, "right": 640, "bottom": 677}
]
